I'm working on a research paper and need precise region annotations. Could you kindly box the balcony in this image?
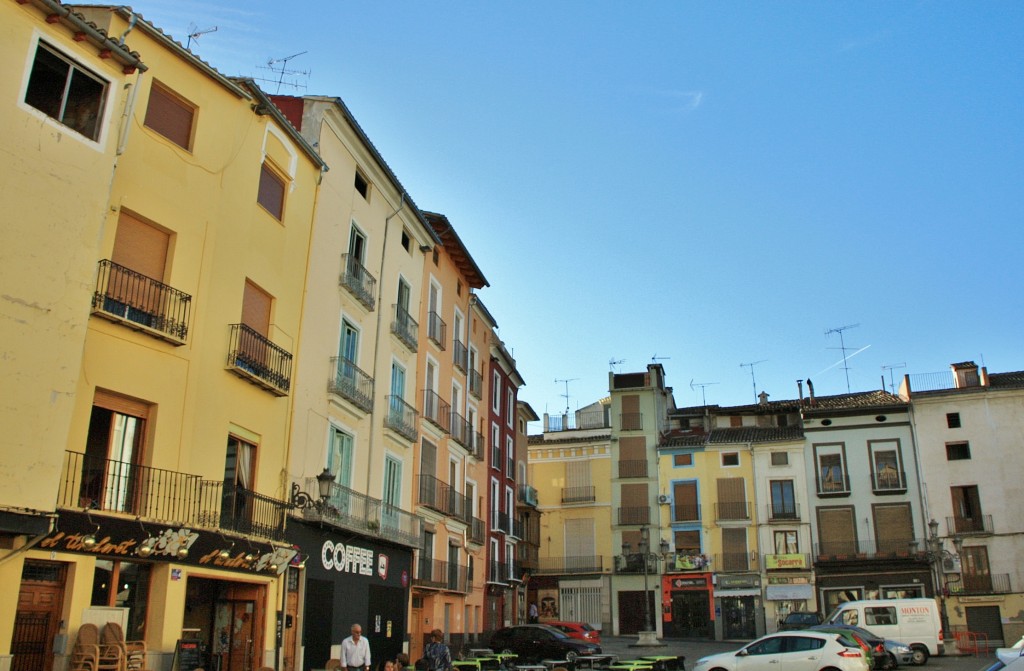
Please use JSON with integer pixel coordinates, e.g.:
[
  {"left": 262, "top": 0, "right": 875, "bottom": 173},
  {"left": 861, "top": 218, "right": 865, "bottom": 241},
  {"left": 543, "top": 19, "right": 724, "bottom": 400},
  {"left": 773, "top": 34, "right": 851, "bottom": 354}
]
[
  {"left": 717, "top": 552, "right": 758, "bottom": 573},
  {"left": 767, "top": 503, "right": 801, "bottom": 522},
  {"left": 521, "top": 516, "right": 541, "bottom": 546},
  {"left": 949, "top": 573, "right": 1012, "bottom": 595},
  {"left": 469, "top": 517, "right": 485, "bottom": 545},
  {"left": 871, "top": 468, "right": 908, "bottom": 494},
  {"left": 672, "top": 504, "right": 701, "bottom": 523},
  {"left": 816, "top": 472, "right": 851, "bottom": 497},
  {"left": 427, "top": 311, "right": 446, "bottom": 349},
  {"left": 328, "top": 356, "right": 373, "bottom": 412},
  {"left": 518, "top": 484, "right": 539, "bottom": 507},
  {"left": 518, "top": 544, "right": 539, "bottom": 572},
  {"left": 422, "top": 390, "right": 451, "bottom": 433},
  {"left": 92, "top": 260, "right": 191, "bottom": 344},
  {"left": 617, "top": 506, "right": 650, "bottom": 525},
  {"left": 671, "top": 552, "right": 712, "bottom": 571},
  {"left": 470, "top": 430, "right": 485, "bottom": 461},
  {"left": 488, "top": 559, "right": 508, "bottom": 585},
  {"left": 493, "top": 511, "right": 512, "bottom": 534},
  {"left": 815, "top": 539, "right": 926, "bottom": 560},
  {"left": 391, "top": 305, "right": 418, "bottom": 352},
  {"left": 616, "top": 553, "right": 657, "bottom": 574},
  {"left": 292, "top": 478, "right": 420, "bottom": 548},
  {"left": 453, "top": 339, "right": 469, "bottom": 373},
  {"left": 415, "top": 558, "right": 470, "bottom": 593},
  {"left": 450, "top": 411, "right": 472, "bottom": 449},
  {"left": 385, "top": 395, "right": 418, "bottom": 442},
  {"left": 561, "top": 486, "right": 596, "bottom": 504},
  {"left": 715, "top": 501, "right": 751, "bottom": 521},
  {"left": 947, "top": 515, "right": 994, "bottom": 535},
  {"left": 469, "top": 369, "right": 483, "bottom": 399},
  {"left": 227, "top": 323, "right": 292, "bottom": 396},
  {"left": 511, "top": 517, "right": 524, "bottom": 539},
  {"left": 536, "top": 555, "right": 604, "bottom": 575},
  {"left": 618, "top": 459, "right": 648, "bottom": 478},
  {"left": 547, "top": 409, "right": 610, "bottom": 432},
  {"left": 620, "top": 412, "right": 643, "bottom": 431},
  {"left": 339, "top": 254, "right": 376, "bottom": 310},
  {"left": 418, "top": 474, "right": 471, "bottom": 521}
]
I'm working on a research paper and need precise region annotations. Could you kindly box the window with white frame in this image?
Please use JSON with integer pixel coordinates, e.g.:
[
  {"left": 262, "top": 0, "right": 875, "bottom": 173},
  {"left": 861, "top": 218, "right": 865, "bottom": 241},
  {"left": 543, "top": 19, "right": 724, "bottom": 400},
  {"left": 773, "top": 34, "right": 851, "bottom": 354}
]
[
  {"left": 506, "top": 389, "right": 514, "bottom": 427},
  {"left": 24, "top": 41, "right": 108, "bottom": 141},
  {"left": 815, "top": 443, "right": 849, "bottom": 495},
  {"left": 492, "top": 371, "right": 501, "bottom": 412},
  {"left": 506, "top": 436, "right": 514, "bottom": 476},
  {"left": 869, "top": 440, "right": 904, "bottom": 491},
  {"left": 491, "top": 423, "right": 500, "bottom": 469}
]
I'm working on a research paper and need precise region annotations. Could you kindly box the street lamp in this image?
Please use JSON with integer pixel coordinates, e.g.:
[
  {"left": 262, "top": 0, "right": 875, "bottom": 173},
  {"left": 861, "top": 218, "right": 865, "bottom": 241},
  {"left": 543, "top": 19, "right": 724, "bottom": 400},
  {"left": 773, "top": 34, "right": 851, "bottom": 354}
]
[
  {"left": 290, "top": 467, "right": 335, "bottom": 511},
  {"left": 911, "top": 518, "right": 963, "bottom": 635},
  {"left": 621, "top": 525, "right": 671, "bottom": 640}
]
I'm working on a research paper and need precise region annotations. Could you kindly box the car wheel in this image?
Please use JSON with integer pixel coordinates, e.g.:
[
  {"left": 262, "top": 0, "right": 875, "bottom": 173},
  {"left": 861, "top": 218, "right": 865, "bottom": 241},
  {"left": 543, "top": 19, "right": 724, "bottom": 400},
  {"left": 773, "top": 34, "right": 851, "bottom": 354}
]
[
  {"left": 565, "top": 651, "right": 578, "bottom": 663},
  {"left": 501, "top": 649, "right": 514, "bottom": 656},
  {"left": 910, "top": 645, "right": 929, "bottom": 665}
]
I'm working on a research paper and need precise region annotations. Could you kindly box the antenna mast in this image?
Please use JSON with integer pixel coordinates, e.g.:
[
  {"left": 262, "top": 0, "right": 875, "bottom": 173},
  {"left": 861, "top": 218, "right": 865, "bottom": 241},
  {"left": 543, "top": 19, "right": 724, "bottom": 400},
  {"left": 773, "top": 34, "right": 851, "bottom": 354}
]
[
  {"left": 255, "top": 51, "right": 310, "bottom": 94},
  {"left": 609, "top": 358, "right": 625, "bottom": 372},
  {"left": 689, "top": 379, "right": 719, "bottom": 407},
  {"left": 740, "top": 360, "right": 767, "bottom": 403},
  {"left": 882, "top": 363, "right": 906, "bottom": 395},
  {"left": 555, "top": 378, "right": 579, "bottom": 416},
  {"left": 825, "top": 323, "right": 861, "bottom": 393},
  {"left": 186, "top": 23, "right": 218, "bottom": 51}
]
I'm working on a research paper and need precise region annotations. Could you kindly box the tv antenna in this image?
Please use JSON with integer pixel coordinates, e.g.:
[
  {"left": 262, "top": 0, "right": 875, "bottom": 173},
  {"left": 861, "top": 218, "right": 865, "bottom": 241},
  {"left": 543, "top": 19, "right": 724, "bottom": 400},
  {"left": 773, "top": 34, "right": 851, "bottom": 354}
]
[
  {"left": 555, "top": 378, "right": 579, "bottom": 416},
  {"left": 186, "top": 23, "right": 218, "bottom": 51},
  {"left": 609, "top": 358, "right": 625, "bottom": 372},
  {"left": 740, "top": 360, "right": 767, "bottom": 403},
  {"left": 881, "top": 363, "right": 906, "bottom": 395},
  {"left": 689, "top": 379, "right": 719, "bottom": 407},
  {"left": 825, "top": 323, "right": 860, "bottom": 393},
  {"left": 651, "top": 354, "right": 670, "bottom": 363},
  {"left": 255, "top": 51, "right": 310, "bottom": 94}
]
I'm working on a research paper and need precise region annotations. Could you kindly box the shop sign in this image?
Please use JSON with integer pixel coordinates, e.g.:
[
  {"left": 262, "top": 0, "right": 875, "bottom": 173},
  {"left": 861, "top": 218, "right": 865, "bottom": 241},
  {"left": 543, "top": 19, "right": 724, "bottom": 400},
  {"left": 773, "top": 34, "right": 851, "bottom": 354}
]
[
  {"left": 321, "top": 539, "right": 376, "bottom": 575},
  {"left": 765, "top": 553, "right": 808, "bottom": 570},
  {"left": 765, "top": 584, "right": 814, "bottom": 600},
  {"left": 671, "top": 577, "right": 708, "bottom": 589},
  {"left": 717, "top": 575, "right": 760, "bottom": 590}
]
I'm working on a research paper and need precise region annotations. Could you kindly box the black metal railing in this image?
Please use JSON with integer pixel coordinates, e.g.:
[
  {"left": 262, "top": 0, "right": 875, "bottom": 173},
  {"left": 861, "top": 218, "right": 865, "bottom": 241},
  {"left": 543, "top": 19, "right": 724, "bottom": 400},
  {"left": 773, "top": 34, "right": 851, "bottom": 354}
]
[
  {"left": 716, "top": 501, "right": 751, "bottom": 521},
  {"left": 92, "top": 259, "right": 191, "bottom": 344},
  {"left": 417, "top": 474, "right": 471, "bottom": 521},
  {"left": 871, "top": 469, "right": 907, "bottom": 492},
  {"left": 617, "top": 506, "right": 650, "bottom": 525},
  {"left": 205, "top": 481, "right": 288, "bottom": 540},
  {"left": 373, "top": 500, "right": 422, "bottom": 548},
  {"left": 671, "top": 553, "right": 712, "bottom": 571},
  {"left": 385, "top": 395, "right": 418, "bottom": 441},
  {"left": 450, "top": 411, "right": 472, "bottom": 449},
  {"left": 672, "top": 504, "right": 701, "bottom": 522},
  {"left": 561, "top": 486, "right": 596, "bottom": 504},
  {"left": 427, "top": 311, "right": 446, "bottom": 349},
  {"left": 907, "top": 371, "right": 955, "bottom": 392},
  {"left": 947, "top": 514, "right": 994, "bottom": 535},
  {"left": 415, "top": 558, "right": 469, "bottom": 592},
  {"left": 391, "top": 305, "right": 418, "bottom": 352},
  {"left": 453, "top": 339, "right": 469, "bottom": 373},
  {"left": 518, "top": 544, "right": 539, "bottom": 571},
  {"left": 518, "top": 484, "right": 538, "bottom": 507},
  {"left": 718, "top": 552, "right": 758, "bottom": 573},
  {"left": 293, "top": 479, "right": 424, "bottom": 548},
  {"left": 618, "top": 459, "right": 648, "bottom": 478},
  {"left": 488, "top": 559, "right": 507, "bottom": 584},
  {"left": 422, "top": 390, "right": 451, "bottom": 433},
  {"left": 767, "top": 503, "right": 801, "bottom": 521},
  {"left": 469, "top": 517, "right": 485, "bottom": 544},
  {"left": 951, "top": 573, "right": 1012, "bottom": 595},
  {"left": 511, "top": 517, "right": 524, "bottom": 539},
  {"left": 493, "top": 511, "right": 511, "bottom": 534},
  {"left": 814, "top": 539, "right": 924, "bottom": 558},
  {"left": 620, "top": 412, "right": 643, "bottom": 431},
  {"left": 469, "top": 369, "right": 483, "bottom": 399},
  {"left": 616, "top": 553, "right": 658, "bottom": 574},
  {"left": 546, "top": 409, "right": 611, "bottom": 431},
  {"left": 328, "top": 356, "right": 373, "bottom": 412},
  {"left": 471, "top": 430, "right": 485, "bottom": 461},
  {"left": 227, "top": 323, "right": 292, "bottom": 395},
  {"left": 521, "top": 516, "right": 541, "bottom": 545},
  {"left": 817, "top": 472, "right": 851, "bottom": 496},
  {"left": 536, "top": 556, "right": 604, "bottom": 574},
  {"left": 339, "top": 254, "right": 376, "bottom": 310}
]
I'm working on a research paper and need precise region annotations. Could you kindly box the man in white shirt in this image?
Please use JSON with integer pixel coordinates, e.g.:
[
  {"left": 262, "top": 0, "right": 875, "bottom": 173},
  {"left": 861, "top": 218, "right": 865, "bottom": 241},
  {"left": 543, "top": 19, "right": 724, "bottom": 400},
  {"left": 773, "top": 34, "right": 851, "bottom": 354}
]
[{"left": 341, "top": 623, "right": 371, "bottom": 671}]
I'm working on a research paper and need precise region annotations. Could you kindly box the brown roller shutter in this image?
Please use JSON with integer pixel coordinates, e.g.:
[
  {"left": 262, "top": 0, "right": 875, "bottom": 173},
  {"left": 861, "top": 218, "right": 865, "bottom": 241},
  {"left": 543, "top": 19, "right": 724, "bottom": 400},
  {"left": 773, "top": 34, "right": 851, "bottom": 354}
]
[
  {"left": 873, "top": 503, "right": 913, "bottom": 554},
  {"left": 717, "top": 477, "right": 747, "bottom": 519},
  {"left": 673, "top": 481, "right": 698, "bottom": 521},
  {"left": 93, "top": 389, "right": 150, "bottom": 418},
  {"left": 722, "top": 528, "right": 748, "bottom": 571},
  {"left": 143, "top": 82, "right": 195, "bottom": 150},
  {"left": 818, "top": 507, "right": 856, "bottom": 555},
  {"left": 111, "top": 212, "right": 168, "bottom": 281},
  {"left": 621, "top": 395, "right": 639, "bottom": 413},
  {"left": 619, "top": 436, "right": 645, "bottom": 460},
  {"left": 242, "top": 280, "right": 271, "bottom": 336}
]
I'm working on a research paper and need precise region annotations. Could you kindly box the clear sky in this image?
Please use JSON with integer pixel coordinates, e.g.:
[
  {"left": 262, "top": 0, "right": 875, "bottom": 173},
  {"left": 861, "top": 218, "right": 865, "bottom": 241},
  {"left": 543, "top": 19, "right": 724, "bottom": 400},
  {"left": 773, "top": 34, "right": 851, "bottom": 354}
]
[{"left": 120, "top": 1, "right": 1023, "bottom": 416}]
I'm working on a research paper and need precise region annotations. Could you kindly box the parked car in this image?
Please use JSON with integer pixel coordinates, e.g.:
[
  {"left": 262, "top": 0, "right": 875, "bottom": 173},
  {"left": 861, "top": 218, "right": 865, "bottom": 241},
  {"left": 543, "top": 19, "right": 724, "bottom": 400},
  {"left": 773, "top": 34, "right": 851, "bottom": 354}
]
[
  {"left": 544, "top": 621, "right": 602, "bottom": 645},
  {"left": 823, "top": 624, "right": 914, "bottom": 667},
  {"left": 779, "top": 611, "right": 824, "bottom": 631},
  {"left": 997, "top": 635, "right": 1024, "bottom": 665},
  {"left": 692, "top": 630, "right": 869, "bottom": 671},
  {"left": 824, "top": 599, "right": 943, "bottom": 665},
  {"left": 487, "top": 624, "right": 601, "bottom": 662},
  {"left": 983, "top": 657, "right": 1024, "bottom": 671},
  {"left": 810, "top": 625, "right": 885, "bottom": 670}
]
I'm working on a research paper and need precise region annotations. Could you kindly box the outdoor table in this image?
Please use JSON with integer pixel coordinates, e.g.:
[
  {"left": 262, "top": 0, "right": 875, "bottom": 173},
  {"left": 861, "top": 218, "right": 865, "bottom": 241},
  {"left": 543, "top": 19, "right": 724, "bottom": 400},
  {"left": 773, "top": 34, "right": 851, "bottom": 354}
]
[
  {"left": 639, "top": 656, "right": 682, "bottom": 671},
  {"left": 574, "top": 655, "right": 616, "bottom": 669},
  {"left": 607, "top": 661, "right": 654, "bottom": 671},
  {"left": 454, "top": 660, "right": 483, "bottom": 671},
  {"left": 540, "top": 660, "right": 570, "bottom": 670},
  {"left": 470, "top": 649, "right": 495, "bottom": 659}
]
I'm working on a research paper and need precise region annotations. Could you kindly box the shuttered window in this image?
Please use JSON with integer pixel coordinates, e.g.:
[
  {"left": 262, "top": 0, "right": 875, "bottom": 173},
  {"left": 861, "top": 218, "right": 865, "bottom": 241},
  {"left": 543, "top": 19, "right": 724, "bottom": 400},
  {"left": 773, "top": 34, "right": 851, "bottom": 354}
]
[
  {"left": 257, "top": 161, "right": 286, "bottom": 220},
  {"left": 872, "top": 503, "right": 914, "bottom": 554},
  {"left": 717, "top": 477, "right": 748, "bottom": 520},
  {"left": 564, "top": 518, "right": 595, "bottom": 559},
  {"left": 143, "top": 81, "right": 195, "bottom": 150},
  {"left": 420, "top": 439, "right": 437, "bottom": 477},
  {"left": 817, "top": 507, "right": 856, "bottom": 555},
  {"left": 674, "top": 530, "right": 701, "bottom": 553},
  {"left": 111, "top": 212, "right": 169, "bottom": 281},
  {"left": 241, "top": 280, "right": 271, "bottom": 337},
  {"left": 673, "top": 481, "right": 698, "bottom": 521},
  {"left": 721, "top": 528, "right": 748, "bottom": 571}
]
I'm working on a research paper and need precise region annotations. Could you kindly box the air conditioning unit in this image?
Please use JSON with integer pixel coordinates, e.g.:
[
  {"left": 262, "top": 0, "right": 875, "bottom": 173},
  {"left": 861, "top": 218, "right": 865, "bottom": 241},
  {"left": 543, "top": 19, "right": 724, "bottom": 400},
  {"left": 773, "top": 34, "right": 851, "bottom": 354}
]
[
  {"left": 942, "top": 556, "right": 962, "bottom": 573},
  {"left": 658, "top": 494, "right": 671, "bottom": 504}
]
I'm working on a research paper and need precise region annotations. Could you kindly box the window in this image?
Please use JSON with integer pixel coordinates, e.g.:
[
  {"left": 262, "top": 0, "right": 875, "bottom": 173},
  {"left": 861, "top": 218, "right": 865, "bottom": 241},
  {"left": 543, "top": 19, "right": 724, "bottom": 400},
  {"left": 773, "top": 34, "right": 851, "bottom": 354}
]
[
  {"left": 401, "top": 229, "right": 411, "bottom": 252},
  {"left": 432, "top": 248, "right": 439, "bottom": 265},
  {"left": 506, "top": 436, "right": 514, "bottom": 476},
  {"left": 951, "top": 485, "right": 985, "bottom": 533},
  {"left": 716, "top": 477, "right": 748, "bottom": 520},
  {"left": 348, "top": 224, "right": 366, "bottom": 264},
  {"left": 328, "top": 427, "right": 353, "bottom": 488},
  {"left": 770, "top": 480, "right": 797, "bottom": 519},
  {"left": 673, "top": 453, "right": 693, "bottom": 467},
  {"left": 80, "top": 391, "right": 150, "bottom": 513},
  {"left": 674, "top": 530, "right": 701, "bottom": 554},
  {"left": 961, "top": 545, "right": 993, "bottom": 592},
  {"left": 491, "top": 424, "right": 501, "bottom": 469},
  {"left": 457, "top": 280, "right": 463, "bottom": 297},
  {"left": 773, "top": 530, "right": 797, "bottom": 554},
  {"left": 729, "top": 416, "right": 742, "bottom": 428},
  {"left": 354, "top": 170, "right": 369, "bottom": 199},
  {"left": 946, "top": 442, "right": 971, "bottom": 460},
  {"left": 383, "top": 456, "right": 401, "bottom": 509},
  {"left": 817, "top": 506, "right": 856, "bottom": 555},
  {"left": 25, "top": 42, "right": 107, "bottom": 141},
  {"left": 822, "top": 588, "right": 863, "bottom": 615},
  {"left": 143, "top": 81, "right": 195, "bottom": 149},
  {"left": 815, "top": 444, "right": 849, "bottom": 495},
  {"left": 872, "top": 502, "right": 913, "bottom": 554},
  {"left": 241, "top": 279, "right": 272, "bottom": 340},
  {"left": 223, "top": 435, "right": 256, "bottom": 528},
  {"left": 770, "top": 452, "right": 788, "bottom": 466},
  {"left": 869, "top": 440, "right": 904, "bottom": 491},
  {"left": 506, "top": 389, "right": 514, "bottom": 427},
  {"left": 721, "top": 527, "right": 748, "bottom": 571},
  {"left": 722, "top": 452, "right": 739, "bottom": 467},
  {"left": 101, "top": 211, "right": 172, "bottom": 328},
  {"left": 946, "top": 412, "right": 961, "bottom": 428},
  {"left": 91, "top": 559, "right": 150, "bottom": 639},
  {"left": 492, "top": 371, "right": 501, "bottom": 412},
  {"left": 865, "top": 606, "right": 897, "bottom": 627},
  {"left": 672, "top": 481, "right": 698, "bottom": 522},
  {"left": 257, "top": 161, "right": 286, "bottom": 220}
]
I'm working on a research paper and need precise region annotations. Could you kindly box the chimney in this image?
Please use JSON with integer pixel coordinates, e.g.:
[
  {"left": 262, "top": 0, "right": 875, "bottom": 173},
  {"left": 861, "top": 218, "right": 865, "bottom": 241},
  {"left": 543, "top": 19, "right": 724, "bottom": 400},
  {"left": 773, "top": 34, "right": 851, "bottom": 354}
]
[
  {"left": 807, "top": 379, "right": 816, "bottom": 406},
  {"left": 797, "top": 380, "right": 805, "bottom": 406},
  {"left": 951, "top": 361, "right": 980, "bottom": 389},
  {"left": 758, "top": 391, "right": 769, "bottom": 406}
]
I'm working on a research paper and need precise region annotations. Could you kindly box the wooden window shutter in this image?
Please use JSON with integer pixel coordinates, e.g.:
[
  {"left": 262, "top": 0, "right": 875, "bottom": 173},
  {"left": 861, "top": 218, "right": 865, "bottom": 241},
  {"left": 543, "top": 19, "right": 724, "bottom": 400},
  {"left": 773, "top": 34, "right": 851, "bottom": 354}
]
[
  {"left": 621, "top": 483, "right": 648, "bottom": 507},
  {"left": 111, "top": 211, "right": 168, "bottom": 281},
  {"left": 242, "top": 280, "right": 271, "bottom": 336},
  {"left": 673, "top": 481, "right": 698, "bottom": 521},
  {"left": 818, "top": 507, "right": 856, "bottom": 555},
  {"left": 421, "top": 439, "right": 437, "bottom": 477},
  {"left": 873, "top": 503, "right": 913, "bottom": 554},
  {"left": 257, "top": 162, "right": 285, "bottom": 219},
  {"left": 621, "top": 395, "right": 639, "bottom": 413},
  {"left": 716, "top": 477, "right": 745, "bottom": 503},
  {"left": 143, "top": 81, "right": 194, "bottom": 150},
  {"left": 619, "top": 436, "right": 645, "bottom": 461}
]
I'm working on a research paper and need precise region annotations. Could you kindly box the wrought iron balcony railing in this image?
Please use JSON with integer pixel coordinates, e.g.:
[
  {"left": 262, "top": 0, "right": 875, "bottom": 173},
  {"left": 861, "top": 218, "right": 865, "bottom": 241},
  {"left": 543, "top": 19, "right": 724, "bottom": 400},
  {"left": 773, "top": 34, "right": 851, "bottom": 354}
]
[
  {"left": 617, "top": 506, "right": 650, "bottom": 525},
  {"left": 715, "top": 501, "right": 751, "bottom": 521},
  {"left": 92, "top": 260, "right": 191, "bottom": 344},
  {"left": 536, "top": 555, "right": 604, "bottom": 575},
  {"left": 817, "top": 472, "right": 851, "bottom": 496},
  {"left": 417, "top": 474, "right": 471, "bottom": 521},
  {"left": 291, "top": 478, "right": 420, "bottom": 548},
  {"left": 814, "top": 539, "right": 926, "bottom": 559},
  {"left": 616, "top": 552, "right": 658, "bottom": 574},
  {"left": 227, "top": 323, "right": 292, "bottom": 395},
  {"left": 488, "top": 559, "right": 508, "bottom": 584},
  {"left": 385, "top": 395, "right": 418, "bottom": 442},
  {"left": 871, "top": 468, "right": 907, "bottom": 493},
  {"left": 339, "top": 254, "right": 376, "bottom": 310},
  {"left": 453, "top": 339, "right": 469, "bottom": 373},
  {"left": 947, "top": 514, "right": 994, "bottom": 535},
  {"left": 546, "top": 409, "right": 611, "bottom": 432},
  {"left": 518, "top": 484, "right": 538, "bottom": 507},
  {"left": 469, "top": 369, "right": 483, "bottom": 399},
  {"left": 373, "top": 500, "right": 422, "bottom": 548},
  {"left": 427, "top": 311, "right": 446, "bottom": 349},
  {"left": 328, "top": 356, "right": 373, "bottom": 412},
  {"left": 672, "top": 504, "right": 701, "bottom": 522},
  {"left": 415, "top": 558, "right": 469, "bottom": 593},
  {"left": 471, "top": 430, "right": 485, "bottom": 461},
  {"left": 561, "top": 486, "right": 596, "bottom": 504},
  {"left": 949, "top": 573, "right": 1012, "bottom": 595},
  {"left": 450, "top": 411, "right": 472, "bottom": 449},
  {"left": 391, "top": 305, "right": 418, "bottom": 352},
  {"left": 469, "top": 517, "right": 485, "bottom": 544},
  {"left": 493, "top": 511, "right": 511, "bottom": 534},
  {"left": 767, "top": 503, "right": 801, "bottom": 522},
  {"left": 618, "top": 459, "right": 648, "bottom": 478},
  {"left": 619, "top": 412, "right": 643, "bottom": 431},
  {"left": 422, "top": 390, "right": 451, "bottom": 433}
]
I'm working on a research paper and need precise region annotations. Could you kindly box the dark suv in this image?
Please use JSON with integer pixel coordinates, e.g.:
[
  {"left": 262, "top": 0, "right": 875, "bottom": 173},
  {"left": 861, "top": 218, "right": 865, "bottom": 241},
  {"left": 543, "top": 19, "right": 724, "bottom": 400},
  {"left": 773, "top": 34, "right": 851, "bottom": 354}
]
[
  {"left": 488, "top": 624, "right": 601, "bottom": 662},
  {"left": 778, "top": 611, "right": 823, "bottom": 631}
]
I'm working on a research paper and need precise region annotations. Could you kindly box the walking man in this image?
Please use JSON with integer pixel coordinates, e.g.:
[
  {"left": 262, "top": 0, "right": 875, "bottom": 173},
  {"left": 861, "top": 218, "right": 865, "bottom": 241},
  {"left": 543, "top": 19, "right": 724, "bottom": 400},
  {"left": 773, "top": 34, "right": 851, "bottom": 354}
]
[{"left": 342, "top": 623, "right": 371, "bottom": 671}]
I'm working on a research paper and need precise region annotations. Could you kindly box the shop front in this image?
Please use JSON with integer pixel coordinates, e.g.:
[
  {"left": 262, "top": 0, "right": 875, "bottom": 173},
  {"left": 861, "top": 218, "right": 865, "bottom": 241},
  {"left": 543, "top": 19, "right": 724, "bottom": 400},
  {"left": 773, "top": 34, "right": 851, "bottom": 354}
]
[
  {"left": 662, "top": 574, "right": 714, "bottom": 639},
  {"left": 763, "top": 553, "right": 816, "bottom": 632},
  {"left": 287, "top": 520, "right": 412, "bottom": 671},
  {"left": 713, "top": 574, "right": 762, "bottom": 641}
]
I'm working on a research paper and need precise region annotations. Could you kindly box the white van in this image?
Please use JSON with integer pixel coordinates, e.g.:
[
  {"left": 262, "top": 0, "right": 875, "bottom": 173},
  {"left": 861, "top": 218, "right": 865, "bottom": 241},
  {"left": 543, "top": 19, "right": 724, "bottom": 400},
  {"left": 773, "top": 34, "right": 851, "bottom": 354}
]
[{"left": 825, "top": 598, "right": 943, "bottom": 664}]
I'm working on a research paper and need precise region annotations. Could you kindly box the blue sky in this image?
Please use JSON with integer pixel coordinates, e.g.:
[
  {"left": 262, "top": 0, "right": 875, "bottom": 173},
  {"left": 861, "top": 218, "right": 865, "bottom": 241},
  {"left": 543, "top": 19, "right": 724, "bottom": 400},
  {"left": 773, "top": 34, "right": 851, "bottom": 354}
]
[{"left": 122, "top": 1, "right": 1023, "bottom": 416}]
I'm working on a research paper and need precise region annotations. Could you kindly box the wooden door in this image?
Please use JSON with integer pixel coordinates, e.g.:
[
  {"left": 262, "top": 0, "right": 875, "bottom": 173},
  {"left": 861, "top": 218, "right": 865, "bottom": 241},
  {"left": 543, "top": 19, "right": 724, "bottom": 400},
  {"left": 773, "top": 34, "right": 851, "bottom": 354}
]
[{"left": 13, "top": 561, "right": 66, "bottom": 671}]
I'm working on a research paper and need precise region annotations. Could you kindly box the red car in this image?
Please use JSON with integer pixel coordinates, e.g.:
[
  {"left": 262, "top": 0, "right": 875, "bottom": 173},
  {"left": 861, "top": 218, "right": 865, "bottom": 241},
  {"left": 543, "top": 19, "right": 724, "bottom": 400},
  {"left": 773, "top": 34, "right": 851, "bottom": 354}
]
[{"left": 545, "top": 621, "right": 602, "bottom": 645}]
